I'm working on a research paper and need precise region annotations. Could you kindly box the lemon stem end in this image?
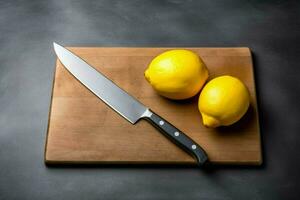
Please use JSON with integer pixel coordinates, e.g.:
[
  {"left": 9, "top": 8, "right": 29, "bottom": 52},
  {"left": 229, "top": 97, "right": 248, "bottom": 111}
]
[{"left": 201, "top": 113, "right": 220, "bottom": 128}]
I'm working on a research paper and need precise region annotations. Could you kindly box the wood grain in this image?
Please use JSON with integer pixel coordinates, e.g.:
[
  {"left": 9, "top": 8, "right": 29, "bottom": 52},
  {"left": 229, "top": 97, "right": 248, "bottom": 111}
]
[{"left": 45, "top": 47, "right": 262, "bottom": 165}]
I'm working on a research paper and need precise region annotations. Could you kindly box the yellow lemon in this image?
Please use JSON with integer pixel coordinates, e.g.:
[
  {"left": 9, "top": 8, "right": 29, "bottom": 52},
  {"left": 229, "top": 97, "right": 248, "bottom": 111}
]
[
  {"left": 198, "top": 75, "right": 250, "bottom": 128},
  {"left": 144, "top": 49, "right": 208, "bottom": 100}
]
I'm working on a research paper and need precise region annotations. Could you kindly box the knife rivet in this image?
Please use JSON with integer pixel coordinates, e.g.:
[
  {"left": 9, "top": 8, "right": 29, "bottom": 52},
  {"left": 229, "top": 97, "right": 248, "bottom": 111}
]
[
  {"left": 192, "top": 145, "right": 197, "bottom": 150},
  {"left": 174, "top": 131, "right": 180, "bottom": 136},
  {"left": 159, "top": 120, "right": 164, "bottom": 125}
]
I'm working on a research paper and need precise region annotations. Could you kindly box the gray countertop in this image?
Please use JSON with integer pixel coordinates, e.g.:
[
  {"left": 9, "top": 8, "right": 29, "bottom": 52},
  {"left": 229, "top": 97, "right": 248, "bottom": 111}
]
[{"left": 0, "top": 0, "right": 299, "bottom": 199}]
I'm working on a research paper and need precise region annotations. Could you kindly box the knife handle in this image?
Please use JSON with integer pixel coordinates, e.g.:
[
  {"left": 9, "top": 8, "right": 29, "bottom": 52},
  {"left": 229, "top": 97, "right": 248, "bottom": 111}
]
[{"left": 142, "top": 109, "right": 208, "bottom": 166}]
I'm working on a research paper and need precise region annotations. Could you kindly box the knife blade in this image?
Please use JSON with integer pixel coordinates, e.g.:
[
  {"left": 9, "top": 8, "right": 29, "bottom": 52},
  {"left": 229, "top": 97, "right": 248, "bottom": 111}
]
[{"left": 53, "top": 42, "right": 208, "bottom": 166}]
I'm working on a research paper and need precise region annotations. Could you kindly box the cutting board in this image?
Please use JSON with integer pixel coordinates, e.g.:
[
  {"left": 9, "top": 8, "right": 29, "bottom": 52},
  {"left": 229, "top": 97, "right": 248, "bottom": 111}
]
[{"left": 45, "top": 47, "right": 262, "bottom": 165}]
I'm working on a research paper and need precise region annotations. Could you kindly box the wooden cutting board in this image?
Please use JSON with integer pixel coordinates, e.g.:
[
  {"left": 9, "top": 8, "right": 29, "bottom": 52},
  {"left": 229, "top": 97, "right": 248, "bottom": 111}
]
[{"left": 45, "top": 47, "right": 262, "bottom": 165}]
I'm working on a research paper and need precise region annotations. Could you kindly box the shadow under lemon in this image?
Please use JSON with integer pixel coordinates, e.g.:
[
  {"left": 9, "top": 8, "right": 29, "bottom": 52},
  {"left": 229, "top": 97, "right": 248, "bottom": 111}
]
[{"left": 154, "top": 91, "right": 256, "bottom": 135}]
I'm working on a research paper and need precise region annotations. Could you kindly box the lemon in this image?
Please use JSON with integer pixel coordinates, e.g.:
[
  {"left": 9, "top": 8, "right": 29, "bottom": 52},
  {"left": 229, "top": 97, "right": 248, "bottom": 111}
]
[
  {"left": 198, "top": 75, "right": 250, "bottom": 128},
  {"left": 144, "top": 49, "right": 208, "bottom": 100}
]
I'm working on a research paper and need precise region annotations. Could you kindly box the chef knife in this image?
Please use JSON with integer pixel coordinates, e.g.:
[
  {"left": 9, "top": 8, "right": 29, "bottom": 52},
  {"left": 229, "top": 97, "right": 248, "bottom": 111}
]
[{"left": 53, "top": 42, "right": 208, "bottom": 166}]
